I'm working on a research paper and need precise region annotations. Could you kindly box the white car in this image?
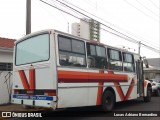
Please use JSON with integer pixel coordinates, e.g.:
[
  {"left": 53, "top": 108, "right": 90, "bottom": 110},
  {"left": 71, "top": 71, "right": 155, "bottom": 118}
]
[{"left": 150, "top": 79, "right": 160, "bottom": 96}]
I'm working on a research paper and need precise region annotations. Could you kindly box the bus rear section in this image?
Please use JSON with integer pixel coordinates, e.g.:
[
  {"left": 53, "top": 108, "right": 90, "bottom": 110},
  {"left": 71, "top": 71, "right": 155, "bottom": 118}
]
[{"left": 12, "top": 30, "right": 58, "bottom": 109}]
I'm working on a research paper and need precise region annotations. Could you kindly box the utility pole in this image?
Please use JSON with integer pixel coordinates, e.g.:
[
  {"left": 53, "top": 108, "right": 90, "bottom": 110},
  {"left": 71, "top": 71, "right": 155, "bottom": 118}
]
[
  {"left": 26, "top": 0, "right": 31, "bottom": 35},
  {"left": 138, "top": 41, "right": 141, "bottom": 56}
]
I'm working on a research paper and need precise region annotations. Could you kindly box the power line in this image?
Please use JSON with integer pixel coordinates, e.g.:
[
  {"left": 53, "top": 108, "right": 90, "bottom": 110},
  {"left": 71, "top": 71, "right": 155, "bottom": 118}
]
[
  {"left": 51, "top": 0, "right": 70, "bottom": 33},
  {"left": 80, "top": 0, "right": 160, "bottom": 49},
  {"left": 61, "top": 0, "right": 160, "bottom": 50},
  {"left": 136, "top": 0, "right": 159, "bottom": 17},
  {"left": 39, "top": 0, "right": 82, "bottom": 21},
  {"left": 55, "top": 0, "right": 160, "bottom": 51},
  {"left": 39, "top": 0, "right": 160, "bottom": 53},
  {"left": 141, "top": 43, "right": 160, "bottom": 53},
  {"left": 148, "top": 0, "right": 160, "bottom": 9},
  {"left": 40, "top": 0, "right": 138, "bottom": 44},
  {"left": 123, "top": 0, "right": 159, "bottom": 22},
  {"left": 100, "top": 27, "right": 138, "bottom": 44},
  {"left": 37, "top": 0, "right": 67, "bottom": 27},
  {"left": 54, "top": 0, "right": 140, "bottom": 43}
]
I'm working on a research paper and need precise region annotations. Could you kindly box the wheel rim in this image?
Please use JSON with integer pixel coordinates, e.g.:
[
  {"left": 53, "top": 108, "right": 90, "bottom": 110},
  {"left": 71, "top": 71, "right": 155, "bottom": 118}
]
[{"left": 105, "top": 96, "right": 112, "bottom": 109}]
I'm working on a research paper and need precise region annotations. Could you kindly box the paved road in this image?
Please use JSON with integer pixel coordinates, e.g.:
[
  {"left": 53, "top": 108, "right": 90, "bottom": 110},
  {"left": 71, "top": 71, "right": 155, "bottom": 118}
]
[{"left": 7, "top": 97, "right": 160, "bottom": 120}]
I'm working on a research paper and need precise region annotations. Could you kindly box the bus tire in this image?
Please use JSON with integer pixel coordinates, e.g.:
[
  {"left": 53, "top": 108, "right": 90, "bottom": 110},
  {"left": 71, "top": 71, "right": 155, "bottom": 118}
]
[
  {"left": 102, "top": 90, "right": 115, "bottom": 112},
  {"left": 144, "top": 87, "right": 151, "bottom": 102}
]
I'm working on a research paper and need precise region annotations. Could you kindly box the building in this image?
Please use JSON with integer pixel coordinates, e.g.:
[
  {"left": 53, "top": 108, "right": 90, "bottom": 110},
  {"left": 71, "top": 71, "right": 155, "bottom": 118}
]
[
  {"left": 0, "top": 37, "right": 15, "bottom": 70},
  {"left": 0, "top": 37, "right": 15, "bottom": 105},
  {"left": 144, "top": 58, "right": 160, "bottom": 80},
  {"left": 147, "top": 58, "right": 160, "bottom": 68},
  {"left": 72, "top": 18, "right": 100, "bottom": 42}
]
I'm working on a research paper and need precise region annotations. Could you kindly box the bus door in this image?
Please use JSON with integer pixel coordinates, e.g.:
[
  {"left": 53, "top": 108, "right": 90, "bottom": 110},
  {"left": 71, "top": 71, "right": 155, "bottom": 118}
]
[{"left": 136, "top": 60, "right": 144, "bottom": 96}]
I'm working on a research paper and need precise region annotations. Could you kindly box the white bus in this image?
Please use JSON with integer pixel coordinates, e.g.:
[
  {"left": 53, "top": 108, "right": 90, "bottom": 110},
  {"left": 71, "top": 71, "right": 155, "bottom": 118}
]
[{"left": 12, "top": 29, "right": 151, "bottom": 111}]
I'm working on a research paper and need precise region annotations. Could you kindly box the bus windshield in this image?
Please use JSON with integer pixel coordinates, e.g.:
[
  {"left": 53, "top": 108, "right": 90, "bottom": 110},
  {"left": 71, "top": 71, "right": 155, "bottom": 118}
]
[{"left": 16, "top": 34, "right": 49, "bottom": 65}]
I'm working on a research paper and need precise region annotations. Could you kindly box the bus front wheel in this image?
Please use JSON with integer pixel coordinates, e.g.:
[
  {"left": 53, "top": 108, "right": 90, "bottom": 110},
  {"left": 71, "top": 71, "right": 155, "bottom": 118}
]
[
  {"left": 144, "top": 87, "right": 151, "bottom": 102},
  {"left": 102, "top": 90, "right": 115, "bottom": 112}
]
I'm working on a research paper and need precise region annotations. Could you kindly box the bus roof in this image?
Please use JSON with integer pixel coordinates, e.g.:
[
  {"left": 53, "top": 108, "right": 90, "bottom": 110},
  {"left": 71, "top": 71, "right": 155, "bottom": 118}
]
[{"left": 15, "top": 29, "right": 139, "bottom": 57}]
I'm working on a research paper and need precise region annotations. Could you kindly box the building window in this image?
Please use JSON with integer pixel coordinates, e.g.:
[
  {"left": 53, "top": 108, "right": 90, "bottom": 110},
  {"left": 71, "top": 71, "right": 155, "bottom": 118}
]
[
  {"left": 108, "top": 48, "right": 123, "bottom": 71},
  {"left": 0, "top": 63, "right": 13, "bottom": 71}
]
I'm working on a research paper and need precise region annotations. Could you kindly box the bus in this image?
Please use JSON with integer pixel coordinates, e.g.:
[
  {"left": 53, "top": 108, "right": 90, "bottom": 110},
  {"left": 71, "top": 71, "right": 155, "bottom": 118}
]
[{"left": 11, "top": 29, "right": 152, "bottom": 111}]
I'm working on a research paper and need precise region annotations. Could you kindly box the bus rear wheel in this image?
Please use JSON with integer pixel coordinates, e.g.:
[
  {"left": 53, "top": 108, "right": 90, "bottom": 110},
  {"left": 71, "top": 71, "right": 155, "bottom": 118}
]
[{"left": 102, "top": 90, "right": 115, "bottom": 112}]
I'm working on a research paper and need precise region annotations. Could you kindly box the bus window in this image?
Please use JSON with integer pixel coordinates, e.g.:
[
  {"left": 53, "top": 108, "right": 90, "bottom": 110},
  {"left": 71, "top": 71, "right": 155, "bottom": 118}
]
[
  {"left": 87, "top": 43, "right": 107, "bottom": 69},
  {"left": 90, "top": 45, "right": 96, "bottom": 56},
  {"left": 72, "top": 40, "right": 85, "bottom": 54},
  {"left": 58, "top": 36, "right": 86, "bottom": 67},
  {"left": 96, "top": 46, "right": 106, "bottom": 57},
  {"left": 16, "top": 34, "right": 49, "bottom": 65},
  {"left": 107, "top": 48, "right": 123, "bottom": 71},
  {"left": 123, "top": 53, "right": 135, "bottom": 72},
  {"left": 59, "top": 36, "right": 71, "bottom": 51}
]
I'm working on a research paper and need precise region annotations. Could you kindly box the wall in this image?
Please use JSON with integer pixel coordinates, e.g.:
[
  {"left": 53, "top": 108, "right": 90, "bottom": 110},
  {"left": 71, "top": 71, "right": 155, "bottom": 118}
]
[
  {"left": 0, "top": 51, "right": 13, "bottom": 63},
  {"left": 144, "top": 69, "right": 160, "bottom": 80},
  {"left": 0, "top": 71, "right": 12, "bottom": 105},
  {"left": 0, "top": 50, "right": 13, "bottom": 105},
  {"left": 155, "top": 73, "right": 160, "bottom": 80}
]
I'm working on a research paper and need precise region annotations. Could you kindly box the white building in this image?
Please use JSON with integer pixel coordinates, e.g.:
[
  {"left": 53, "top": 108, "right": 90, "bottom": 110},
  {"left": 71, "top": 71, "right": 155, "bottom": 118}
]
[
  {"left": 72, "top": 18, "right": 100, "bottom": 42},
  {"left": 144, "top": 58, "right": 160, "bottom": 80},
  {"left": 0, "top": 37, "right": 15, "bottom": 105}
]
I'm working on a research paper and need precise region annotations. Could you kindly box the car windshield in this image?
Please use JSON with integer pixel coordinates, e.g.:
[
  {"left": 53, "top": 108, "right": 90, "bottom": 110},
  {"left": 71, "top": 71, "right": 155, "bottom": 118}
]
[{"left": 16, "top": 34, "right": 49, "bottom": 65}]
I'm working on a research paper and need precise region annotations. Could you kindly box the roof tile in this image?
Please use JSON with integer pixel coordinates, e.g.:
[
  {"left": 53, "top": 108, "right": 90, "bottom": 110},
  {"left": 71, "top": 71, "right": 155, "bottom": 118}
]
[{"left": 0, "top": 37, "right": 16, "bottom": 48}]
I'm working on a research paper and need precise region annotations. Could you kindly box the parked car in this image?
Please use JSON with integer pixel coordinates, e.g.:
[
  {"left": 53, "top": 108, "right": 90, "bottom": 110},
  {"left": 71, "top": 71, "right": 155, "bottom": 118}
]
[{"left": 149, "top": 79, "right": 160, "bottom": 96}]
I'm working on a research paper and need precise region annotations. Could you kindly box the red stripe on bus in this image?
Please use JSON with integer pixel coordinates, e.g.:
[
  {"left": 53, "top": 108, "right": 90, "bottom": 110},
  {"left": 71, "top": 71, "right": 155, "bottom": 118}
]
[
  {"left": 29, "top": 69, "right": 35, "bottom": 90},
  {"left": 18, "top": 69, "right": 36, "bottom": 90},
  {"left": 96, "top": 70, "right": 104, "bottom": 105},
  {"left": 125, "top": 79, "right": 135, "bottom": 100},
  {"left": 144, "top": 80, "right": 147, "bottom": 87},
  {"left": 96, "top": 82, "right": 104, "bottom": 105},
  {"left": 58, "top": 70, "right": 128, "bottom": 83},
  {"left": 18, "top": 70, "right": 30, "bottom": 89},
  {"left": 114, "top": 82, "right": 125, "bottom": 101}
]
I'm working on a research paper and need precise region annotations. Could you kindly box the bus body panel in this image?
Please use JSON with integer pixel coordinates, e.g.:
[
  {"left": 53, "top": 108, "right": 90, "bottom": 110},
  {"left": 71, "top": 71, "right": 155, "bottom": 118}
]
[
  {"left": 13, "top": 63, "right": 56, "bottom": 90},
  {"left": 12, "top": 30, "right": 58, "bottom": 108},
  {"left": 57, "top": 67, "right": 138, "bottom": 108}
]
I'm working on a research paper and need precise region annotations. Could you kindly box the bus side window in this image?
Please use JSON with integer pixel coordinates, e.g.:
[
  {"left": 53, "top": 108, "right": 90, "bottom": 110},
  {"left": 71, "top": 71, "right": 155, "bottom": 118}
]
[
  {"left": 96, "top": 46, "right": 107, "bottom": 69},
  {"left": 87, "top": 44, "right": 96, "bottom": 68},
  {"left": 123, "top": 53, "right": 135, "bottom": 72},
  {"left": 107, "top": 48, "right": 123, "bottom": 71},
  {"left": 87, "top": 56, "right": 96, "bottom": 68},
  {"left": 87, "top": 43, "right": 107, "bottom": 69},
  {"left": 58, "top": 35, "right": 86, "bottom": 67}
]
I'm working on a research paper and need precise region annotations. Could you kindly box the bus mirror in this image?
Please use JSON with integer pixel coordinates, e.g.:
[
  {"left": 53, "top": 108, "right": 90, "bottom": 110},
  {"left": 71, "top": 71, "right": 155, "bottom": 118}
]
[{"left": 142, "top": 56, "right": 149, "bottom": 68}]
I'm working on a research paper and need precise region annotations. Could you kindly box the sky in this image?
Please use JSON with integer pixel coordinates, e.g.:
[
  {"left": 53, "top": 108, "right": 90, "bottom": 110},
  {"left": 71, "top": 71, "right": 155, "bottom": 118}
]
[{"left": 0, "top": 0, "right": 159, "bottom": 58}]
